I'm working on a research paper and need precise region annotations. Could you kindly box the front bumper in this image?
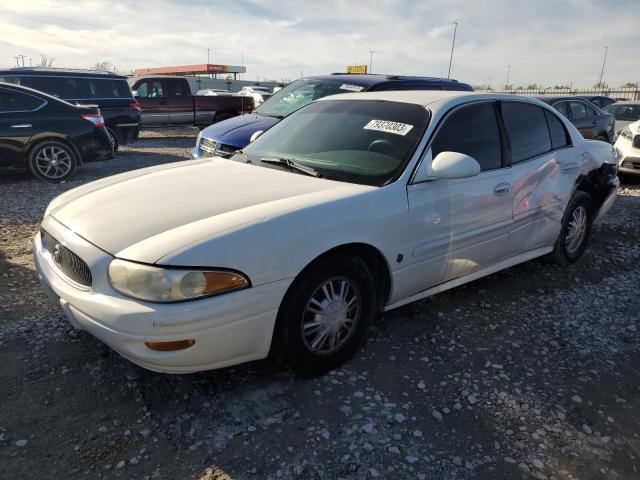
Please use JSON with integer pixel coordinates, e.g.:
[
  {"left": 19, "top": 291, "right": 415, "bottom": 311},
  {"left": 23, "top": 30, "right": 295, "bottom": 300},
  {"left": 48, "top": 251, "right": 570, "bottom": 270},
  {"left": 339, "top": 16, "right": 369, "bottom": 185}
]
[
  {"left": 33, "top": 216, "right": 291, "bottom": 373},
  {"left": 615, "top": 138, "right": 640, "bottom": 175}
]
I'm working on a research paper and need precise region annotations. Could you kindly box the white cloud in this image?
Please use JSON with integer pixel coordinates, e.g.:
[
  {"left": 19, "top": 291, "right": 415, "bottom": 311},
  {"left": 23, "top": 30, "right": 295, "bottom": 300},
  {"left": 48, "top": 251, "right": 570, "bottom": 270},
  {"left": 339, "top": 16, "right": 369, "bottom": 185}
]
[{"left": 0, "top": 0, "right": 637, "bottom": 88}]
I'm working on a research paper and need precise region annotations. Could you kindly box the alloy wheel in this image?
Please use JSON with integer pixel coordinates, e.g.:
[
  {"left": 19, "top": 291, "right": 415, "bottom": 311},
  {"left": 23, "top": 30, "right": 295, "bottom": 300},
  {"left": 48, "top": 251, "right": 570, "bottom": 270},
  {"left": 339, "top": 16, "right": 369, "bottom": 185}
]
[
  {"left": 565, "top": 205, "right": 588, "bottom": 255},
  {"left": 34, "top": 145, "right": 72, "bottom": 180}
]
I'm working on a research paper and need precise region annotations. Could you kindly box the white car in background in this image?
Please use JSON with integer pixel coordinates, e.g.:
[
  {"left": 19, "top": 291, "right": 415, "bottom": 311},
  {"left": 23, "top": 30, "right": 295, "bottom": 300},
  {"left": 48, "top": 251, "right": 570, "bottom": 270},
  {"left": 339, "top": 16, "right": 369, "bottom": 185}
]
[
  {"left": 34, "top": 91, "right": 619, "bottom": 375},
  {"left": 614, "top": 119, "right": 640, "bottom": 176},
  {"left": 239, "top": 85, "right": 273, "bottom": 106},
  {"left": 603, "top": 101, "right": 640, "bottom": 135}
]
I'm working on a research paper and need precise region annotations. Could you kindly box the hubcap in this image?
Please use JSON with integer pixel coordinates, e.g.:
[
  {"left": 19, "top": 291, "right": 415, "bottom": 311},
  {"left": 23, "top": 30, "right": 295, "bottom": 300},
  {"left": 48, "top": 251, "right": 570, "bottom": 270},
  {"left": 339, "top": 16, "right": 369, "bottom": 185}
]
[
  {"left": 35, "top": 146, "right": 72, "bottom": 179},
  {"left": 302, "top": 276, "right": 361, "bottom": 355},
  {"left": 565, "top": 205, "right": 588, "bottom": 255}
]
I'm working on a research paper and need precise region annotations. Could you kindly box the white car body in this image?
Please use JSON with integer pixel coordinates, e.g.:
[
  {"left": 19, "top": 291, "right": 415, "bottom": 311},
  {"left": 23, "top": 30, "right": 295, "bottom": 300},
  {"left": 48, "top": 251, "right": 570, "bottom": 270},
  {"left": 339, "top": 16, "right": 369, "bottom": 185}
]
[
  {"left": 34, "top": 91, "right": 619, "bottom": 373},
  {"left": 614, "top": 119, "right": 640, "bottom": 175}
]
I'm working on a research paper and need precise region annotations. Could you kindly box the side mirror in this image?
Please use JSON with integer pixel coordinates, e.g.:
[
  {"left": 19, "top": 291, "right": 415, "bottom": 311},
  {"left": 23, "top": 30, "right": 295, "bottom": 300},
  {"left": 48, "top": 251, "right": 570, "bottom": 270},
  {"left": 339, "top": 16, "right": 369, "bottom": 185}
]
[
  {"left": 249, "top": 130, "right": 264, "bottom": 143},
  {"left": 413, "top": 150, "right": 481, "bottom": 182},
  {"left": 431, "top": 151, "right": 481, "bottom": 179},
  {"left": 132, "top": 90, "right": 139, "bottom": 98}
]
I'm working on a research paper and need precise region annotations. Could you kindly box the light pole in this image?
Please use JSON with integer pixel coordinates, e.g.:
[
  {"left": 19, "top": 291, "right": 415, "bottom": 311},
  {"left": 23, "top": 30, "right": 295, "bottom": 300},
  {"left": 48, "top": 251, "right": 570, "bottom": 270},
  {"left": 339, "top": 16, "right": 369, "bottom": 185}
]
[
  {"left": 598, "top": 46, "right": 608, "bottom": 89},
  {"left": 447, "top": 21, "right": 458, "bottom": 79},
  {"left": 369, "top": 50, "right": 375, "bottom": 74},
  {"left": 505, "top": 65, "right": 512, "bottom": 89},
  {"left": 207, "top": 48, "right": 210, "bottom": 64}
]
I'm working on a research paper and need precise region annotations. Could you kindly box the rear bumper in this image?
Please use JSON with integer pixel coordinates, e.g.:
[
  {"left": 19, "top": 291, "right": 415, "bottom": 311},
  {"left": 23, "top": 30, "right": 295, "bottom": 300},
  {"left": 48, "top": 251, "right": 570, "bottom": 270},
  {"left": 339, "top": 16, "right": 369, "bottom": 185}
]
[
  {"left": 33, "top": 217, "right": 290, "bottom": 373},
  {"left": 77, "top": 128, "right": 114, "bottom": 162}
]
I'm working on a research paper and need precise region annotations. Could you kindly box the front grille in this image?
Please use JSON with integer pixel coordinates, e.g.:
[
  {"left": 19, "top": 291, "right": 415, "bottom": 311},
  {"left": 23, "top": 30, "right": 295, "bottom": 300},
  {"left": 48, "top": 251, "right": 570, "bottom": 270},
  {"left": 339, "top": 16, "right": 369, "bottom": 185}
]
[
  {"left": 41, "top": 229, "right": 92, "bottom": 287},
  {"left": 200, "top": 138, "right": 218, "bottom": 155},
  {"left": 633, "top": 135, "right": 640, "bottom": 149}
]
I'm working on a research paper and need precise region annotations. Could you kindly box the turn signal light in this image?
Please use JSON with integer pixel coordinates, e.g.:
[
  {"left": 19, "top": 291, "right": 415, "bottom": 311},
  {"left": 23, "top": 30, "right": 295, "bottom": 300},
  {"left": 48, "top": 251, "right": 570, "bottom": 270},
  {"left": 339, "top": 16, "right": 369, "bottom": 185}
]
[{"left": 144, "top": 339, "right": 195, "bottom": 351}]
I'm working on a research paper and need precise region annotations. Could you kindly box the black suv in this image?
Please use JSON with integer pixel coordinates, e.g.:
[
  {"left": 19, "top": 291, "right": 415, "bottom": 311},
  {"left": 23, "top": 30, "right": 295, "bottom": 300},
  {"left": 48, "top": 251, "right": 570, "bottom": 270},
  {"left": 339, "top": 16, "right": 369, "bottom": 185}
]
[
  {"left": 0, "top": 68, "right": 140, "bottom": 151},
  {"left": 0, "top": 82, "right": 113, "bottom": 181}
]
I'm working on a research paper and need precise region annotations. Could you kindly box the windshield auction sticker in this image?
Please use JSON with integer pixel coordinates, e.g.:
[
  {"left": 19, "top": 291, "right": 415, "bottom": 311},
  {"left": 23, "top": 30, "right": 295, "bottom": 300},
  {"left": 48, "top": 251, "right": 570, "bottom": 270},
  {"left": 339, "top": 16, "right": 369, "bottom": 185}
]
[
  {"left": 339, "top": 84, "right": 365, "bottom": 92},
  {"left": 363, "top": 119, "right": 414, "bottom": 136}
]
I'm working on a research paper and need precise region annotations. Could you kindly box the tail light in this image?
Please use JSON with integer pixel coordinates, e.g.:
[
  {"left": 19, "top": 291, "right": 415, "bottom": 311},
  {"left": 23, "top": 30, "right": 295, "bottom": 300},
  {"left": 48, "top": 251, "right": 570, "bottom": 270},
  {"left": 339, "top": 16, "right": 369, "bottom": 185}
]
[
  {"left": 130, "top": 101, "right": 141, "bottom": 111},
  {"left": 81, "top": 114, "right": 105, "bottom": 128}
]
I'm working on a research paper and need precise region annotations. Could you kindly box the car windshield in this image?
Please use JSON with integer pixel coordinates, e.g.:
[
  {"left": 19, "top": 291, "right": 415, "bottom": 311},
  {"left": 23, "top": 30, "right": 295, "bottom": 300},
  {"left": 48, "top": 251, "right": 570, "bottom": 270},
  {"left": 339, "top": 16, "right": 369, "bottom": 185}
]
[
  {"left": 237, "top": 99, "right": 429, "bottom": 186},
  {"left": 254, "top": 78, "right": 367, "bottom": 118},
  {"left": 603, "top": 104, "right": 640, "bottom": 121}
]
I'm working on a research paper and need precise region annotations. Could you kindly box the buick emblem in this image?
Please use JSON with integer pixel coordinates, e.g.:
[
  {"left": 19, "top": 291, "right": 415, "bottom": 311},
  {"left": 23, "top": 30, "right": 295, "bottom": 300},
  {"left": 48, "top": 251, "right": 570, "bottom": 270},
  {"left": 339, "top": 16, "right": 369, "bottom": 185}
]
[{"left": 53, "top": 243, "right": 61, "bottom": 264}]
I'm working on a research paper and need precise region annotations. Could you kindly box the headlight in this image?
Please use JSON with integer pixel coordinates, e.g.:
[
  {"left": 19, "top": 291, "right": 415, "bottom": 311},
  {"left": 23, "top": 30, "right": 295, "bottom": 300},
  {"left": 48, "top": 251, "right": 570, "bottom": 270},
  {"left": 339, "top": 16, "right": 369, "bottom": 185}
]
[
  {"left": 108, "top": 259, "right": 249, "bottom": 302},
  {"left": 620, "top": 127, "right": 633, "bottom": 140}
]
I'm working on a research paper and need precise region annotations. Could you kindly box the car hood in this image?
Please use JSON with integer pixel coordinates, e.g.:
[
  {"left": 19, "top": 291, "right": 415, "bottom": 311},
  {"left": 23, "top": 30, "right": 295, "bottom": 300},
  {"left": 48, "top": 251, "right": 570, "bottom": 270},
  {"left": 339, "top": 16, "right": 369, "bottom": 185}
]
[
  {"left": 48, "top": 159, "right": 373, "bottom": 261},
  {"left": 201, "top": 113, "right": 279, "bottom": 148}
]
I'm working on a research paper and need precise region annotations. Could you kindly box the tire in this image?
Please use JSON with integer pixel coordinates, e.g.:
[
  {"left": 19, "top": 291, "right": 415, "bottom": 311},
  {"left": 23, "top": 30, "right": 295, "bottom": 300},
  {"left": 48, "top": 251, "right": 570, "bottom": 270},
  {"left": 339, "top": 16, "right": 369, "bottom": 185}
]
[
  {"left": 106, "top": 127, "right": 119, "bottom": 152},
  {"left": 28, "top": 140, "right": 78, "bottom": 182},
  {"left": 549, "top": 191, "right": 593, "bottom": 265},
  {"left": 275, "top": 254, "right": 376, "bottom": 376}
]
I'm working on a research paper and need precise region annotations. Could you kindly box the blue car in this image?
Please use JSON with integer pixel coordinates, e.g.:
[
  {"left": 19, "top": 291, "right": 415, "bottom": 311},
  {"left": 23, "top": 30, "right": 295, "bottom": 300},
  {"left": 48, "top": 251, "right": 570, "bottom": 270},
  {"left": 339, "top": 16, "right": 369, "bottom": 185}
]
[{"left": 191, "top": 74, "right": 473, "bottom": 159}]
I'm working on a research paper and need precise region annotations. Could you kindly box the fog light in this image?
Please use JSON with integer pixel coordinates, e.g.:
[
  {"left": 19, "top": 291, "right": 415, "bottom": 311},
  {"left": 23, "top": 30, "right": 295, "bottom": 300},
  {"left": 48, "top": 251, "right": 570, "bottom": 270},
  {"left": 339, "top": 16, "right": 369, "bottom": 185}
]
[{"left": 144, "top": 339, "right": 195, "bottom": 351}]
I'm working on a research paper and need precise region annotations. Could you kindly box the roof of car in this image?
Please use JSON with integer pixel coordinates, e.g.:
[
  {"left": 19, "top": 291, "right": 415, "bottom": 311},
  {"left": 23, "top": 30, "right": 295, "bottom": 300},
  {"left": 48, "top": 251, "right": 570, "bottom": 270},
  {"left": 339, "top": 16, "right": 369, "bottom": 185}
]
[
  {"left": 533, "top": 96, "right": 589, "bottom": 104},
  {"left": 308, "top": 73, "right": 471, "bottom": 88},
  {"left": 0, "top": 67, "right": 127, "bottom": 79},
  {"left": 318, "top": 90, "right": 554, "bottom": 109}
]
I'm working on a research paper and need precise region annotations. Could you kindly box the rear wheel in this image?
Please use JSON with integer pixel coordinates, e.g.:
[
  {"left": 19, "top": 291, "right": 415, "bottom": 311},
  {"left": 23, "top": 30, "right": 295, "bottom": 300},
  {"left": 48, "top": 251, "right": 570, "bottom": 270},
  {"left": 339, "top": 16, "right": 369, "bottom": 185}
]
[
  {"left": 28, "top": 140, "right": 77, "bottom": 182},
  {"left": 106, "top": 127, "right": 120, "bottom": 152},
  {"left": 549, "top": 191, "right": 593, "bottom": 265},
  {"left": 275, "top": 255, "right": 376, "bottom": 375}
]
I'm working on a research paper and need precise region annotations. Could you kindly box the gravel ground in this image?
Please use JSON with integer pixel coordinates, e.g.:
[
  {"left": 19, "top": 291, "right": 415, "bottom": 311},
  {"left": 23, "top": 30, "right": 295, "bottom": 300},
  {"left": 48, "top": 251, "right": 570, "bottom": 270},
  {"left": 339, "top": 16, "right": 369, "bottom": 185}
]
[{"left": 1, "top": 130, "right": 638, "bottom": 480}]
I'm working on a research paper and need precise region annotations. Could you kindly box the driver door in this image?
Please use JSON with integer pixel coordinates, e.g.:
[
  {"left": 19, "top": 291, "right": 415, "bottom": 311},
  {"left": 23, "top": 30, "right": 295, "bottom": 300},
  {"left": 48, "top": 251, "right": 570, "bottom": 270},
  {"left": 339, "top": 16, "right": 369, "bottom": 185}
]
[{"left": 405, "top": 101, "right": 513, "bottom": 293}]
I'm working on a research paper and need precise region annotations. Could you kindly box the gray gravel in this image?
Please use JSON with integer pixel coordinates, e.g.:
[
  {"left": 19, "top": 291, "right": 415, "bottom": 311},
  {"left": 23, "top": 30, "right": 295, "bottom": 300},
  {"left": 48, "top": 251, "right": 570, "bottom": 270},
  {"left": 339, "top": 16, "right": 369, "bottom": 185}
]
[{"left": 1, "top": 130, "right": 638, "bottom": 479}]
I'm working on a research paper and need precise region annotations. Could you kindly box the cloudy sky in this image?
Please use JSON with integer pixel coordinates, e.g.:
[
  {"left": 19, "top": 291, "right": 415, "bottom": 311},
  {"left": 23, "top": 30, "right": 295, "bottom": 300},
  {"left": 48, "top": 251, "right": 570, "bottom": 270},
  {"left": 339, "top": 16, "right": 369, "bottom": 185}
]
[{"left": 1, "top": 0, "right": 638, "bottom": 88}]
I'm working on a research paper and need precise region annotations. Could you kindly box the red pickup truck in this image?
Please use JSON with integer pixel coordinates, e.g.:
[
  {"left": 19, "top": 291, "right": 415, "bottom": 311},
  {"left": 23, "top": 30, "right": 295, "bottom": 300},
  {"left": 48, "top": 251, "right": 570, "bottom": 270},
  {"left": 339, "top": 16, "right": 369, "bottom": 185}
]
[{"left": 131, "top": 77, "right": 254, "bottom": 127}]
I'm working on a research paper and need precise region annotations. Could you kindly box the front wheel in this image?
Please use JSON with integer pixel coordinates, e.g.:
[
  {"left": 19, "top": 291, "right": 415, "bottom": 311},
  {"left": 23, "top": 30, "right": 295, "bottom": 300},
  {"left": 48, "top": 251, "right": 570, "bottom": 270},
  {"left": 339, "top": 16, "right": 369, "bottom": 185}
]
[
  {"left": 28, "top": 140, "right": 78, "bottom": 182},
  {"left": 549, "top": 191, "right": 593, "bottom": 265},
  {"left": 275, "top": 255, "right": 376, "bottom": 375}
]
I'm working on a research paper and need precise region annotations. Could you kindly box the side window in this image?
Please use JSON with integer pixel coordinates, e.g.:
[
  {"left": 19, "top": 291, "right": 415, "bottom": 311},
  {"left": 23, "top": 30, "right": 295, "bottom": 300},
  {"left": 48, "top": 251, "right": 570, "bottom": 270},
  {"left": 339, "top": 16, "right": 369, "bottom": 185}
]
[
  {"left": 501, "top": 102, "right": 552, "bottom": 164},
  {"left": 553, "top": 102, "right": 569, "bottom": 117},
  {"left": 431, "top": 102, "right": 502, "bottom": 171},
  {"left": 584, "top": 104, "right": 598, "bottom": 116},
  {"left": 135, "top": 81, "right": 163, "bottom": 98},
  {"left": 170, "top": 80, "right": 190, "bottom": 97},
  {"left": 544, "top": 110, "right": 570, "bottom": 149},
  {"left": 568, "top": 101, "right": 588, "bottom": 120},
  {"left": 87, "top": 79, "right": 131, "bottom": 99},
  {"left": 0, "top": 90, "right": 44, "bottom": 112}
]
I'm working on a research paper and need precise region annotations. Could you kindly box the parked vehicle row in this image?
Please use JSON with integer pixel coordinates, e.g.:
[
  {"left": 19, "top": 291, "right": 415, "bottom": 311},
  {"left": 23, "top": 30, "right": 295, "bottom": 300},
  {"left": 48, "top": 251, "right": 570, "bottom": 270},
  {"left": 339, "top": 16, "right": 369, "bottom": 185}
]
[
  {"left": 0, "top": 68, "right": 140, "bottom": 152},
  {"left": 603, "top": 101, "right": 640, "bottom": 133},
  {"left": 0, "top": 82, "right": 113, "bottom": 181},
  {"left": 35, "top": 90, "right": 618, "bottom": 375},
  {"left": 192, "top": 74, "right": 473, "bottom": 159},
  {"left": 130, "top": 77, "right": 254, "bottom": 128}
]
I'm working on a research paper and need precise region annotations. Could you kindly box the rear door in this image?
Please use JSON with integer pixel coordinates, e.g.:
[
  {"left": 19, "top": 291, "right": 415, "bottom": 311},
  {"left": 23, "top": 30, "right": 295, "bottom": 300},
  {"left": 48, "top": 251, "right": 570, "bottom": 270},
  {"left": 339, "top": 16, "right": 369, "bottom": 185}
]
[
  {"left": 406, "top": 101, "right": 513, "bottom": 291},
  {"left": 567, "top": 100, "right": 596, "bottom": 139},
  {"left": 167, "top": 79, "right": 194, "bottom": 125},
  {"left": 0, "top": 88, "right": 44, "bottom": 166},
  {"left": 500, "top": 101, "right": 569, "bottom": 254},
  {"left": 133, "top": 79, "right": 170, "bottom": 125}
]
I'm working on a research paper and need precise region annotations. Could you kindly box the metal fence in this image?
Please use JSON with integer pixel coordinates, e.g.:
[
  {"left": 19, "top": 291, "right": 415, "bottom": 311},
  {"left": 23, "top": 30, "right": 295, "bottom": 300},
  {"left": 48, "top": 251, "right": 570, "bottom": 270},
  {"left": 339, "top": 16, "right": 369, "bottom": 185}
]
[{"left": 474, "top": 87, "right": 640, "bottom": 101}]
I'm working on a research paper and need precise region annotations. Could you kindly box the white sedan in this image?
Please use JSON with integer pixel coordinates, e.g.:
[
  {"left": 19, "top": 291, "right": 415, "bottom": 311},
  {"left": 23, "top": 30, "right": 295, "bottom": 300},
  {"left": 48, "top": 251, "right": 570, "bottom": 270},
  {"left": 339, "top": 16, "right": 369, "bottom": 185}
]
[
  {"left": 34, "top": 91, "right": 619, "bottom": 375},
  {"left": 614, "top": 119, "right": 640, "bottom": 176}
]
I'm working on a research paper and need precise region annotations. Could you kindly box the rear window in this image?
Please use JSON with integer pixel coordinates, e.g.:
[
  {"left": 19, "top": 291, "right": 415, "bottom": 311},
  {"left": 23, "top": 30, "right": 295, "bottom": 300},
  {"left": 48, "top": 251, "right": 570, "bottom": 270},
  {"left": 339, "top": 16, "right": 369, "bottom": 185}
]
[
  {"left": 501, "top": 102, "right": 552, "bottom": 164},
  {"left": 0, "top": 75, "right": 131, "bottom": 100},
  {"left": 0, "top": 89, "right": 45, "bottom": 112}
]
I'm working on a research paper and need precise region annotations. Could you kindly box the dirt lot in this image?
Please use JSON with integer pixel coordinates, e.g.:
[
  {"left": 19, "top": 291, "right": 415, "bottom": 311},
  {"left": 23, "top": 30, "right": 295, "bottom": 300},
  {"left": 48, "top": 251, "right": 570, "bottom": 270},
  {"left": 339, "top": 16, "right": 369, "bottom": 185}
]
[{"left": 1, "top": 129, "right": 639, "bottom": 480}]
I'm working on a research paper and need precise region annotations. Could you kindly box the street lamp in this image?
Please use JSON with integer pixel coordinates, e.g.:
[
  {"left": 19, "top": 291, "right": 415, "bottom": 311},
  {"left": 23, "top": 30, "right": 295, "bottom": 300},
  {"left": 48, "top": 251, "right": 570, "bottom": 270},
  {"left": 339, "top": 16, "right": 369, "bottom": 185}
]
[
  {"left": 369, "top": 50, "right": 375, "bottom": 74},
  {"left": 505, "top": 65, "right": 512, "bottom": 89},
  {"left": 447, "top": 21, "right": 458, "bottom": 79},
  {"left": 598, "top": 46, "right": 608, "bottom": 89}
]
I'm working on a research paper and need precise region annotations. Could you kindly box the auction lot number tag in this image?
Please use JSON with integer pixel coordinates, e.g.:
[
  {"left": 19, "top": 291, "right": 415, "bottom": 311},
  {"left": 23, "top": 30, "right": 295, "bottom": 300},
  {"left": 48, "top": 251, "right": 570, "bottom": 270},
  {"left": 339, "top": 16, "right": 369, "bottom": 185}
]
[
  {"left": 363, "top": 119, "right": 414, "bottom": 136},
  {"left": 339, "top": 84, "right": 365, "bottom": 92}
]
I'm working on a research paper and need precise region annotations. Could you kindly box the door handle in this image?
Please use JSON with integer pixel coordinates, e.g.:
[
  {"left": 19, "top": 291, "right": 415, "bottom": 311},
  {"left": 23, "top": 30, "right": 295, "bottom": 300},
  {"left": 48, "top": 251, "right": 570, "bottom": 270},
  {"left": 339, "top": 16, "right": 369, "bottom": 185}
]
[
  {"left": 10, "top": 123, "right": 32, "bottom": 128},
  {"left": 493, "top": 183, "right": 512, "bottom": 196}
]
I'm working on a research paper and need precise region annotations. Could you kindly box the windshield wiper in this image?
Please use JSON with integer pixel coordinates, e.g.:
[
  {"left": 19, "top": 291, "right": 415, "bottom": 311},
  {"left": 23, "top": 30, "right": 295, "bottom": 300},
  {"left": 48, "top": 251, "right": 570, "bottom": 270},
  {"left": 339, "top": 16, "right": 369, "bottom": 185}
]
[
  {"left": 231, "top": 150, "right": 252, "bottom": 163},
  {"left": 260, "top": 157, "right": 321, "bottom": 177}
]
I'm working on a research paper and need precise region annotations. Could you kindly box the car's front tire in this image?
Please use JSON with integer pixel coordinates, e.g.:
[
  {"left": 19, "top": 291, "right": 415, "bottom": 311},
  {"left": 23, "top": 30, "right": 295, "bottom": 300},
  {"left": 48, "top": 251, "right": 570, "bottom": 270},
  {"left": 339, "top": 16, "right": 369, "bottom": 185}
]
[
  {"left": 275, "top": 254, "right": 376, "bottom": 376},
  {"left": 549, "top": 191, "right": 593, "bottom": 265},
  {"left": 28, "top": 140, "right": 78, "bottom": 182}
]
